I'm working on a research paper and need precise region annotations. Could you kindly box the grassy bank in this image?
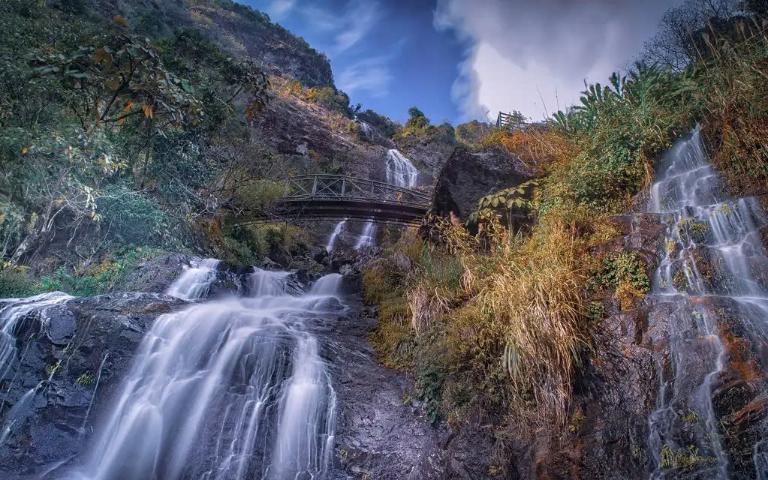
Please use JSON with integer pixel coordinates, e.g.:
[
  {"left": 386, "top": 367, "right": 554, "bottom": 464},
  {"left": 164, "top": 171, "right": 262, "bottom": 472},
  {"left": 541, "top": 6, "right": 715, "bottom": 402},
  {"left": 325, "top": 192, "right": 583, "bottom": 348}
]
[{"left": 363, "top": 5, "right": 768, "bottom": 472}]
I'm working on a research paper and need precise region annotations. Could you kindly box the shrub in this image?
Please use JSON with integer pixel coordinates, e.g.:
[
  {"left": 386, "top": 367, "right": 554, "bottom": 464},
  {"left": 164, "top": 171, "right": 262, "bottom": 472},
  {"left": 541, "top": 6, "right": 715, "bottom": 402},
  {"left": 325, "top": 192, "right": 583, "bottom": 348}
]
[
  {"left": 226, "top": 222, "right": 309, "bottom": 264},
  {"left": 593, "top": 251, "right": 650, "bottom": 310},
  {"left": 35, "top": 246, "right": 164, "bottom": 296},
  {"left": 97, "top": 185, "right": 173, "bottom": 246},
  {"left": 0, "top": 264, "right": 39, "bottom": 297}
]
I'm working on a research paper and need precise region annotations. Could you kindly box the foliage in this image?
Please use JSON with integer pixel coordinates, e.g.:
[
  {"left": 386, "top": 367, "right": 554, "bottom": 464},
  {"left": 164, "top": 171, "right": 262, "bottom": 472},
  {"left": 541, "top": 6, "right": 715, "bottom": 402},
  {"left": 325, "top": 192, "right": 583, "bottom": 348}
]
[
  {"left": 659, "top": 444, "right": 715, "bottom": 470},
  {"left": 592, "top": 252, "right": 651, "bottom": 310},
  {"left": 225, "top": 222, "right": 309, "bottom": 265},
  {"left": 0, "top": 0, "right": 282, "bottom": 277},
  {"left": 281, "top": 79, "right": 351, "bottom": 116},
  {"left": 469, "top": 180, "right": 537, "bottom": 226},
  {"left": 97, "top": 184, "right": 174, "bottom": 246},
  {"left": 36, "top": 246, "right": 165, "bottom": 296},
  {"left": 455, "top": 120, "right": 492, "bottom": 148},
  {"left": 395, "top": 106, "right": 456, "bottom": 142},
  {"left": 0, "top": 264, "right": 38, "bottom": 298},
  {"left": 366, "top": 217, "right": 588, "bottom": 426},
  {"left": 356, "top": 109, "right": 398, "bottom": 138}
]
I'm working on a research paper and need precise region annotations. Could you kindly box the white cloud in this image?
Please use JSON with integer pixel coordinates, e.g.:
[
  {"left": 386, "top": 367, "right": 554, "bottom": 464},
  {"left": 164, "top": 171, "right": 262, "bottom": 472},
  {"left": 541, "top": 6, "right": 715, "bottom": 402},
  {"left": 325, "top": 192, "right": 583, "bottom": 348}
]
[
  {"left": 298, "top": 0, "right": 380, "bottom": 54},
  {"left": 434, "top": 0, "right": 679, "bottom": 121},
  {"left": 336, "top": 57, "right": 393, "bottom": 98},
  {"left": 334, "top": 1, "right": 379, "bottom": 53},
  {"left": 264, "top": 0, "right": 296, "bottom": 20}
]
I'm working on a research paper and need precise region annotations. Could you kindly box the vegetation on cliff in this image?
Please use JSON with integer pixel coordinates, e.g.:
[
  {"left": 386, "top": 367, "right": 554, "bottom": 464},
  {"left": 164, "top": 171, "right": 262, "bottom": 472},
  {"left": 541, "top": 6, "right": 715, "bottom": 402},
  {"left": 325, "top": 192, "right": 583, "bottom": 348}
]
[
  {"left": 0, "top": 0, "right": 325, "bottom": 295},
  {"left": 364, "top": 1, "right": 768, "bottom": 473}
]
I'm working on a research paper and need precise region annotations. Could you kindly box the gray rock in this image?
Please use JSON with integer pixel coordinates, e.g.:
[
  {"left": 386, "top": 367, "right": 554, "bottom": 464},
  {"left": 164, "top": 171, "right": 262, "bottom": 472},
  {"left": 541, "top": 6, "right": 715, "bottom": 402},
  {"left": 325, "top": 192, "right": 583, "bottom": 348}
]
[{"left": 433, "top": 146, "right": 534, "bottom": 221}]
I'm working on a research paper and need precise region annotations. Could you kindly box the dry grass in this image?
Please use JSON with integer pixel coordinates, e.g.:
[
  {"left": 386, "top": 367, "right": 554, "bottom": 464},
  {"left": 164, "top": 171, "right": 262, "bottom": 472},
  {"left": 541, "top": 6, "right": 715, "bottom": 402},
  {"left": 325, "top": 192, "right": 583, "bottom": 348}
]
[{"left": 453, "top": 217, "right": 587, "bottom": 425}]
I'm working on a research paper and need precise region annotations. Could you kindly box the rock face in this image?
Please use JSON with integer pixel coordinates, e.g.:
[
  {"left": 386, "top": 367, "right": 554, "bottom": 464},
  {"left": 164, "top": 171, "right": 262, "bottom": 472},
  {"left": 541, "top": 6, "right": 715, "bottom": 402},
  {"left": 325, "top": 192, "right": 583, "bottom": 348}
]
[
  {"left": 0, "top": 292, "right": 183, "bottom": 478},
  {"left": 111, "top": 252, "right": 192, "bottom": 293},
  {"left": 532, "top": 210, "right": 768, "bottom": 480},
  {"left": 89, "top": 0, "right": 333, "bottom": 88},
  {"left": 251, "top": 87, "right": 389, "bottom": 180},
  {"left": 395, "top": 132, "right": 457, "bottom": 186},
  {"left": 326, "top": 302, "right": 446, "bottom": 480},
  {"left": 0, "top": 273, "right": 450, "bottom": 478},
  {"left": 433, "top": 146, "right": 535, "bottom": 220}
]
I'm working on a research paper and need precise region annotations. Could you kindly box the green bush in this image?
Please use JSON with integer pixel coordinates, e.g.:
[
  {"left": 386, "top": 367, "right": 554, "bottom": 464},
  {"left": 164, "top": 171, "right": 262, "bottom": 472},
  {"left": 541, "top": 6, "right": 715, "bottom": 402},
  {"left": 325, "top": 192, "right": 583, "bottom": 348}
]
[
  {"left": 596, "top": 251, "right": 651, "bottom": 294},
  {"left": 97, "top": 185, "right": 173, "bottom": 246},
  {"left": 0, "top": 266, "right": 39, "bottom": 298},
  {"left": 35, "top": 246, "right": 164, "bottom": 296}
]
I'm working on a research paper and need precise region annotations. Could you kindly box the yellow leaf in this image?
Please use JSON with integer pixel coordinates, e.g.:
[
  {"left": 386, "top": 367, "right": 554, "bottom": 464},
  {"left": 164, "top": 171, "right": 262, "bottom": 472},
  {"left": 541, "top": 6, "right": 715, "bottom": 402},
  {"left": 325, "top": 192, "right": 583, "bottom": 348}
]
[
  {"left": 142, "top": 104, "right": 154, "bottom": 119},
  {"left": 112, "top": 15, "right": 129, "bottom": 28},
  {"left": 21, "top": 147, "right": 29, "bottom": 155},
  {"left": 94, "top": 47, "right": 112, "bottom": 66}
]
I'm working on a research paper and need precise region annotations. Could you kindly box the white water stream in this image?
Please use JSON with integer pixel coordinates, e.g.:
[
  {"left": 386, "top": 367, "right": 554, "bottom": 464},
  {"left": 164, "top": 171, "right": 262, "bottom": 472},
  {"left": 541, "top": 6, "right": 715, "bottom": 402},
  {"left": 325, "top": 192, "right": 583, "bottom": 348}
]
[
  {"left": 67, "top": 269, "right": 342, "bottom": 480},
  {"left": 386, "top": 148, "right": 418, "bottom": 188},
  {"left": 646, "top": 127, "right": 768, "bottom": 478},
  {"left": 165, "top": 258, "right": 220, "bottom": 300},
  {"left": 354, "top": 220, "right": 376, "bottom": 250},
  {"left": 325, "top": 219, "right": 347, "bottom": 253}
]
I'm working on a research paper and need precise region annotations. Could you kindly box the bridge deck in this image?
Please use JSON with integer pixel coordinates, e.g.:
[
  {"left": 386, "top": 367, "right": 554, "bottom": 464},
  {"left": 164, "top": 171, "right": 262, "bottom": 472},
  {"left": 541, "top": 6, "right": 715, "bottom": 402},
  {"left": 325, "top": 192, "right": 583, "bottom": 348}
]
[{"left": 244, "top": 174, "right": 431, "bottom": 224}]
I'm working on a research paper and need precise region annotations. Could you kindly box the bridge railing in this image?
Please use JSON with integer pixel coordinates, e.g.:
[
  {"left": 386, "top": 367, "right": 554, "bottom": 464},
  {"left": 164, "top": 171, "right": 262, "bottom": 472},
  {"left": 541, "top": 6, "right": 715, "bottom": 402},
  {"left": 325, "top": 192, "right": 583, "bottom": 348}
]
[{"left": 282, "top": 174, "right": 431, "bottom": 208}]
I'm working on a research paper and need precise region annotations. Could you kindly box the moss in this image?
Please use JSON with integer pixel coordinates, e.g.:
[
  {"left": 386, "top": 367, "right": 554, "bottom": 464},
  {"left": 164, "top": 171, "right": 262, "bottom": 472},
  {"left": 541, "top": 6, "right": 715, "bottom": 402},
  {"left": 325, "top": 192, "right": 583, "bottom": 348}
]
[
  {"left": 681, "top": 409, "right": 699, "bottom": 424},
  {"left": 76, "top": 372, "right": 94, "bottom": 386},
  {"left": 0, "top": 265, "right": 40, "bottom": 297},
  {"left": 46, "top": 361, "right": 62, "bottom": 378},
  {"left": 673, "top": 269, "right": 689, "bottom": 291},
  {"left": 677, "top": 218, "right": 710, "bottom": 244},
  {"left": 659, "top": 444, "right": 714, "bottom": 470},
  {"left": 666, "top": 238, "right": 678, "bottom": 256}
]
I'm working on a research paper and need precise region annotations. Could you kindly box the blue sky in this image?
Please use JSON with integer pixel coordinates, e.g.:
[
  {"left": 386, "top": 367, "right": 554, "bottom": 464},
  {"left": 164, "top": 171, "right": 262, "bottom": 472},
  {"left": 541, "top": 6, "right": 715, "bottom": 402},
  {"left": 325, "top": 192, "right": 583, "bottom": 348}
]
[
  {"left": 246, "top": 0, "right": 466, "bottom": 124},
  {"left": 245, "top": 0, "right": 680, "bottom": 125}
]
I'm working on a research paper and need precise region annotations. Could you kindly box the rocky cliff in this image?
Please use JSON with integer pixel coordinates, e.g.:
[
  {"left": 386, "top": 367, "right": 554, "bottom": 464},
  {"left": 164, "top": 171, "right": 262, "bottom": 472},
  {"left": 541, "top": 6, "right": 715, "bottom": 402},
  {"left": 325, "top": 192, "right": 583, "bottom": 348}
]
[{"left": 86, "top": 0, "right": 334, "bottom": 87}]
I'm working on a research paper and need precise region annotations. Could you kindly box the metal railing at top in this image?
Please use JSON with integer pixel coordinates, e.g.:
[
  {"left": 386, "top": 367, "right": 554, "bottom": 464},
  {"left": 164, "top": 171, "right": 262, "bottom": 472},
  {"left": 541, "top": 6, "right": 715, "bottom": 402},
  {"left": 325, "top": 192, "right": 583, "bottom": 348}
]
[{"left": 282, "top": 174, "right": 431, "bottom": 208}]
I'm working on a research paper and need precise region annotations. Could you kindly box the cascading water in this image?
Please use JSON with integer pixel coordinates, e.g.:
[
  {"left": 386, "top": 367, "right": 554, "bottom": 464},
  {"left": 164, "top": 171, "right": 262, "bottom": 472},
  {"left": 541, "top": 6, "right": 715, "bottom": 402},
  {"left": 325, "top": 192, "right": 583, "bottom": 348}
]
[
  {"left": 248, "top": 268, "right": 292, "bottom": 296},
  {"left": 354, "top": 220, "right": 376, "bottom": 250},
  {"left": 67, "top": 268, "right": 341, "bottom": 480},
  {"left": 310, "top": 273, "right": 342, "bottom": 296},
  {"left": 165, "top": 258, "right": 220, "bottom": 300},
  {"left": 0, "top": 292, "right": 72, "bottom": 383},
  {"left": 326, "top": 219, "right": 347, "bottom": 253},
  {"left": 347, "top": 150, "right": 418, "bottom": 251},
  {"left": 645, "top": 126, "right": 768, "bottom": 478},
  {"left": 0, "top": 292, "right": 73, "bottom": 449},
  {"left": 386, "top": 149, "right": 418, "bottom": 188}
]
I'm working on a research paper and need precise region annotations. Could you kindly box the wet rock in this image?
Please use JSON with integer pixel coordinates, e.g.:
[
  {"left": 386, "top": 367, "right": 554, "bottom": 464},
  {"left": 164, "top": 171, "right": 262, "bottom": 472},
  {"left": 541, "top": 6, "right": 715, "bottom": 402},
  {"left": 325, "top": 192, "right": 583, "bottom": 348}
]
[
  {"left": 112, "top": 252, "right": 191, "bottom": 293},
  {"left": 326, "top": 300, "right": 447, "bottom": 479},
  {"left": 0, "top": 293, "right": 183, "bottom": 478}
]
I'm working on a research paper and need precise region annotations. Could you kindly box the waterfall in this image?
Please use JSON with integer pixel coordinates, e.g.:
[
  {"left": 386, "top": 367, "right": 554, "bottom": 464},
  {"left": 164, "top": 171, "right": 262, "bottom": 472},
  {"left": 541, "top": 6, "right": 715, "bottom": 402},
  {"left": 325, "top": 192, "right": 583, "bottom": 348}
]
[
  {"left": 68, "top": 270, "right": 342, "bottom": 480},
  {"left": 386, "top": 149, "right": 418, "bottom": 188},
  {"left": 0, "top": 292, "right": 72, "bottom": 382},
  {"left": 645, "top": 126, "right": 768, "bottom": 478},
  {"left": 354, "top": 220, "right": 376, "bottom": 250},
  {"left": 310, "top": 273, "right": 343, "bottom": 296},
  {"left": 326, "top": 219, "right": 347, "bottom": 253},
  {"left": 165, "top": 258, "right": 220, "bottom": 300},
  {"left": 248, "top": 268, "right": 292, "bottom": 296}
]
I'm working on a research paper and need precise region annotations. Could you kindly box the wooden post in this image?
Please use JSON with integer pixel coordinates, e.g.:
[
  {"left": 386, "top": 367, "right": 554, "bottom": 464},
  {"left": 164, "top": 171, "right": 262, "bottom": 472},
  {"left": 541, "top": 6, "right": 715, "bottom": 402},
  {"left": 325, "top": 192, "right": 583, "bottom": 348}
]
[
  {"left": 341, "top": 178, "right": 346, "bottom": 196},
  {"left": 312, "top": 176, "right": 318, "bottom": 196}
]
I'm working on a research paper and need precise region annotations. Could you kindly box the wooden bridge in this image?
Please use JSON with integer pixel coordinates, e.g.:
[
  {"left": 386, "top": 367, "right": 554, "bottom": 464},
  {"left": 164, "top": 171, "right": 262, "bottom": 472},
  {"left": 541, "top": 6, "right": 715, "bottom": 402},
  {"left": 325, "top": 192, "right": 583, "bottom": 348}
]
[{"left": 256, "top": 174, "right": 431, "bottom": 224}]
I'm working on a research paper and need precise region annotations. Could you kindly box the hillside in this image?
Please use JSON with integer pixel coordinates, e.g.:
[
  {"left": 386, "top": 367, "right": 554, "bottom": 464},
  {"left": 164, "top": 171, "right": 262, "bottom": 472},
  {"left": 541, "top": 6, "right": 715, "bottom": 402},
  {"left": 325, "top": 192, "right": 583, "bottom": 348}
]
[
  {"left": 87, "top": 0, "right": 334, "bottom": 87},
  {"left": 3, "top": 1, "right": 768, "bottom": 479}
]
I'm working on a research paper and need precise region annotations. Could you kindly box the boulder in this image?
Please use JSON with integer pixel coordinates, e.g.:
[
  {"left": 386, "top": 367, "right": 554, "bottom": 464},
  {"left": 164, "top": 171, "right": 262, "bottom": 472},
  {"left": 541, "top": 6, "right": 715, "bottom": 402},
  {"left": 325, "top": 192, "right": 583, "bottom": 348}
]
[{"left": 432, "top": 146, "right": 534, "bottom": 221}]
